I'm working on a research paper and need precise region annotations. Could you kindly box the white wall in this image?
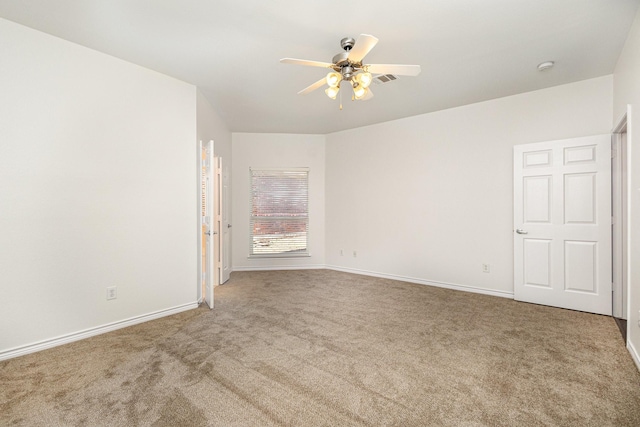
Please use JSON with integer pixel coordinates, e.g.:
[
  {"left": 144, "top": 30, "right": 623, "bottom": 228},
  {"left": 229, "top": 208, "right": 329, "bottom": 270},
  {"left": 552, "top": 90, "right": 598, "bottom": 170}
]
[
  {"left": 0, "top": 19, "right": 198, "bottom": 357},
  {"left": 613, "top": 6, "right": 640, "bottom": 368},
  {"left": 325, "top": 76, "right": 613, "bottom": 297},
  {"left": 197, "top": 91, "right": 232, "bottom": 163},
  {"left": 232, "top": 133, "right": 325, "bottom": 270}
]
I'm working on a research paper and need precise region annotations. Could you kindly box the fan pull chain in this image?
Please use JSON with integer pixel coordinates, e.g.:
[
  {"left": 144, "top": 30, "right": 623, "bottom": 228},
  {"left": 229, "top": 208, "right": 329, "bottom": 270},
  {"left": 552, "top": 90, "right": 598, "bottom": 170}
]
[{"left": 339, "top": 86, "right": 343, "bottom": 110}]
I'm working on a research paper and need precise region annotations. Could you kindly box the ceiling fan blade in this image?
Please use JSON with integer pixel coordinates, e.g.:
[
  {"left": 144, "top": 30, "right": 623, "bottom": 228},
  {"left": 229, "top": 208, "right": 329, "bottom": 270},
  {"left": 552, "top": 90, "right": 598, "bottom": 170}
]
[
  {"left": 347, "top": 34, "right": 379, "bottom": 63},
  {"left": 298, "top": 78, "right": 327, "bottom": 95},
  {"left": 280, "top": 58, "right": 333, "bottom": 68},
  {"left": 366, "top": 64, "right": 421, "bottom": 76}
]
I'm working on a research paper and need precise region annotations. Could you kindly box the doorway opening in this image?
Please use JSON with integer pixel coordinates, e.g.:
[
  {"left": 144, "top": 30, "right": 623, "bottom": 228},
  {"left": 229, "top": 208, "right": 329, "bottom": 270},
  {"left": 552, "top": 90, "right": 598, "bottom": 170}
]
[{"left": 612, "top": 113, "right": 629, "bottom": 342}]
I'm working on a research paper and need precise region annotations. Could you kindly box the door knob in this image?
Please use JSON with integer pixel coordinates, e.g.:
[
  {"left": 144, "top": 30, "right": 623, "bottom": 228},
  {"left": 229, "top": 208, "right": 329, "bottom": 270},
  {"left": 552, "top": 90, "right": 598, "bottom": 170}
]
[
  {"left": 227, "top": 224, "right": 232, "bottom": 228},
  {"left": 515, "top": 229, "right": 528, "bottom": 234}
]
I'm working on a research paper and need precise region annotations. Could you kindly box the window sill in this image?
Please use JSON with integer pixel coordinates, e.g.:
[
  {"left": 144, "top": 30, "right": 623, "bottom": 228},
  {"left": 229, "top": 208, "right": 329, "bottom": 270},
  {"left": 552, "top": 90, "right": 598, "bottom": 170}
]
[{"left": 248, "top": 253, "right": 311, "bottom": 259}]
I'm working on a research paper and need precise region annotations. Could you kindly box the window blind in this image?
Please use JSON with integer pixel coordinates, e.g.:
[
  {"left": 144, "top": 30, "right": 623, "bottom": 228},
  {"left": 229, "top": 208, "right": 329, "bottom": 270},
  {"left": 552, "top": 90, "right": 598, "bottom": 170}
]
[{"left": 250, "top": 168, "right": 309, "bottom": 256}]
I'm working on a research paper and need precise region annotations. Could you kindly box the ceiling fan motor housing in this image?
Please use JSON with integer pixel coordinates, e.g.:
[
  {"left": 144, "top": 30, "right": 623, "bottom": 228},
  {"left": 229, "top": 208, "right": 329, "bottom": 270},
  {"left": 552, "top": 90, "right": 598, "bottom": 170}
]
[
  {"left": 342, "top": 66, "right": 354, "bottom": 80},
  {"left": 332, "top": 37, "right": 361, "bottom": 80},
  {"left": 340, "top": 37, "right": 356, "bottom": 51},
  {"left": 332, "top": 52, "right": 350, "bottom": 67}
]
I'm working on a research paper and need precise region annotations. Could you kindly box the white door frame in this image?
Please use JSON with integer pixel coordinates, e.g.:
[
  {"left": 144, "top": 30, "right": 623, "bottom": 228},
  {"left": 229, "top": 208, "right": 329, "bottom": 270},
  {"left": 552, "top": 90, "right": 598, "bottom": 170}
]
[{"left": 612, "top": 111, "right": 630, "bottom": 321}]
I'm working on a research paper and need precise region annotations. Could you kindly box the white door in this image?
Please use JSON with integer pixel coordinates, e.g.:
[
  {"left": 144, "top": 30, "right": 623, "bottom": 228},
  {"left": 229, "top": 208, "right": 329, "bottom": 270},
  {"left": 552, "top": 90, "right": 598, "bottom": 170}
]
[
  {"left": 513, "top": 135, "right": 611, "bottom": 315},
  {"left": 221, "top": 160, "right": 231, "bottom": 283},
  {"left": 200, "top": 141, "right": 215, "bottom": 309}
]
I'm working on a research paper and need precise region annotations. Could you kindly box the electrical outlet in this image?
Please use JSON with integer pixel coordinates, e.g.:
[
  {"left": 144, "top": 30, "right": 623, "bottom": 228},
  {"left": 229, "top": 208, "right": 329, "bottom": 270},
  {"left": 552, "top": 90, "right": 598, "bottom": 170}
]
[
  {"left": 106, "top": 286, "right": 117, "bottom": 300},
  {"left": 353, "top": 251, "right": 357, "bottom": 258},
  {"left": 482, "top": 264, "right": 490, "bottom": 273}
]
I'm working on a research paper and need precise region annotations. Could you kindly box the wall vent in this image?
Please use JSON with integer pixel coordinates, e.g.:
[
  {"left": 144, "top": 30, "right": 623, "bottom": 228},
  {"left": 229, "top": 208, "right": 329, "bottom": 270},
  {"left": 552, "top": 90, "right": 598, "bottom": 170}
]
[{"left": 373, "top": 74, "right": 398, "bottom": 85}]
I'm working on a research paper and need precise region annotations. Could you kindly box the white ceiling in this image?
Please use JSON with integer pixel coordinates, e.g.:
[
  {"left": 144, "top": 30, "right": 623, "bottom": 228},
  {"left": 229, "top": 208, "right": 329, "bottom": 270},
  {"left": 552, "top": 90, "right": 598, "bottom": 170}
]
[{"left": 1, "top": 0, "right": 638, "bottom": 134}]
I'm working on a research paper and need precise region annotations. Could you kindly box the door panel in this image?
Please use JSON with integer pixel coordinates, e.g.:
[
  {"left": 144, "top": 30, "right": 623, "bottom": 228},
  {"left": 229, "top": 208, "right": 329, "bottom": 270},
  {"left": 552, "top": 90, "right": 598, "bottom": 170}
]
[
  {"left": 514, "top": 135, "right": 611, "bottom": 315},
  {"left": 524, "top": 176, "right": 552, "bottom": 222},
  {"left": 523, "top": 239, "right": 552, "bottom": 287},
  {"left": 564, "top": 145, "right": 596, "bottom": 164},
  {"left": 523, "top": 150, "right": 552, "bottom": 167},
  {"left": 564, "top": 241, "right": 597, "bottom": 293},
  {"left": 564, "top": 173, "right": 596, "bottom": 224}
]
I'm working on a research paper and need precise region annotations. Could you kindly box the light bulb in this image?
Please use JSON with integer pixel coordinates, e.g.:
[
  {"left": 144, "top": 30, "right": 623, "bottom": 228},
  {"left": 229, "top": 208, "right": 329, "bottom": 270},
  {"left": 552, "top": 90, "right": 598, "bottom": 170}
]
[
  {"left": 357, "top": 72, "right": 373, "bottom": 88},
  {"left": 326, "top": 72, "right": 342, "bottom": 88},
  {"left": 325, "top": 86, "right": 339, "bottom": 99},
  {"left": 353, "top": 85, "right": 367, "bottom": 99}
]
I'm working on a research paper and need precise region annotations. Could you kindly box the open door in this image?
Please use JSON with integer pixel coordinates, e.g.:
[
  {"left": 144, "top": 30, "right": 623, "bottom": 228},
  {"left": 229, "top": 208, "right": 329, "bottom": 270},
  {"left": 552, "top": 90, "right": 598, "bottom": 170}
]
[
  {"left": 200, "top": 140, "right": 215, "bottom": 309},
  {"left": 513, "top": 135, "right": 612, "bottom": 315}
]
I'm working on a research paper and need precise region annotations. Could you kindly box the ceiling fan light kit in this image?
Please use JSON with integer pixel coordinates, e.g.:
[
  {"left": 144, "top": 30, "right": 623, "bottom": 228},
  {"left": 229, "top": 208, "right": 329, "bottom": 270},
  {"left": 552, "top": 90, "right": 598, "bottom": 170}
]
[{"left": 280, "top": 34, "right": 421, "bottom": 106}]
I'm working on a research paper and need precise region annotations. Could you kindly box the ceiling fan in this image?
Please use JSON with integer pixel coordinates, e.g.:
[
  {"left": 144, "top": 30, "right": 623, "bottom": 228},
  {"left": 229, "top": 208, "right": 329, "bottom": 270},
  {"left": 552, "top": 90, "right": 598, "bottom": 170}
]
[{"left": 280, "top": 34, "right": 421, "bottom": 103}]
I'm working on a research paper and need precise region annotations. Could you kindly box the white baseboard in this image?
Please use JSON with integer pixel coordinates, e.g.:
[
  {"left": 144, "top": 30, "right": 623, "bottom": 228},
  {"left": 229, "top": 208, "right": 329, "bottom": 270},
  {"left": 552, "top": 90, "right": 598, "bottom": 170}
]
[
  {"left": 0, "top": 302, "right": 199, "bottom": 361},
  {"left": 324, "top": 265, "right": 514, "bottom": 299},
  {"left": 232, "top": 264, "right": 326, "bottom": 272},
  {"left": 628, "top": 339, "right": 640, "bottom": 373}
]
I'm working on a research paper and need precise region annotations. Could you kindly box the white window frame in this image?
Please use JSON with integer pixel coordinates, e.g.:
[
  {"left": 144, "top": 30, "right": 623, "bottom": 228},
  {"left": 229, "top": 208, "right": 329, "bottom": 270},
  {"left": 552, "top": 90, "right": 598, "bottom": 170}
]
[{"left": 249, "top": 167, "right": 310, "bottom": 258}]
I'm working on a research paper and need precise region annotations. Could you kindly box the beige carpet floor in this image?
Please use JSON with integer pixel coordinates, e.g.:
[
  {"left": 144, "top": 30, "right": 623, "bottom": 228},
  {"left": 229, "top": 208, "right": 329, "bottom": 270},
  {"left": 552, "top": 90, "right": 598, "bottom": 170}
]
[{"left": 2, "top": 269, "right": 640, "bottom": 426}]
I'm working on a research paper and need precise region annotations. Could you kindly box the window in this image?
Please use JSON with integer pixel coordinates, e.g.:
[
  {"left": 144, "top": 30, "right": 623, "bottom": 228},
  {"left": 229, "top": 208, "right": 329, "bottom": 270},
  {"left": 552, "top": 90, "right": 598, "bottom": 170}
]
[{"left": 250, "top": 168, "right": 309, "bottom": 257}]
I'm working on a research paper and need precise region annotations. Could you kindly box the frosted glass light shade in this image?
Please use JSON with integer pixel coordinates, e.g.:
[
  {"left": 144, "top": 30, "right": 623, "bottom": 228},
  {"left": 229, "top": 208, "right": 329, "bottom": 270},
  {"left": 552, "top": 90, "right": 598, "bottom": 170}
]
[
  {"left": 357, "top": 72, "right": 373, "bottom": 88},
  {"left": 326, "top": 72, "right": 342, "bottom": 88},
  {"left": 325, "top": 86, "right": 339, "bottom": 99},
  {"left": 353, "top": 85, "right": 367, "bottom": 99}
]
